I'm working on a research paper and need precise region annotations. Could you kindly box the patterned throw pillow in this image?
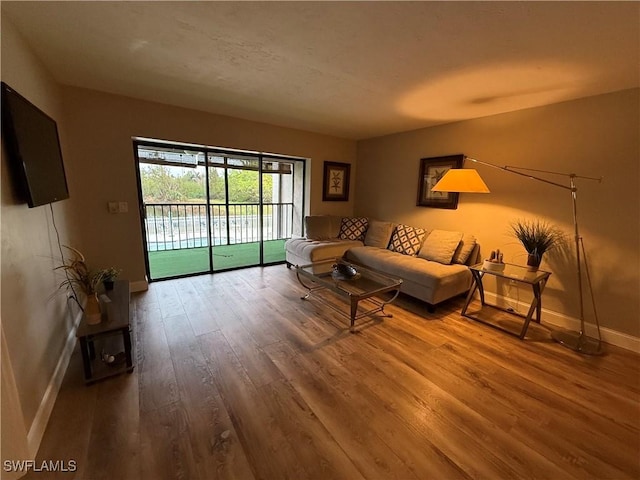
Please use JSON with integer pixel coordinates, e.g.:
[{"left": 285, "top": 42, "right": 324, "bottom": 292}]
[
  {"left": 338, "top": 217, "right": 369, "bottom": 241},
  {"left": 388, "top": 224, "right": 426, "bottom": 256}
]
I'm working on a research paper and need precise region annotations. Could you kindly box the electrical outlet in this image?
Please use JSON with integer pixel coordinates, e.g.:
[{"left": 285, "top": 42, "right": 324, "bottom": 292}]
[
  {"left": 108, "top": 201, "right": 119, "bottom": 214},
  {"left": 118, "top": 201, "right": 129, "bottom": 213}
]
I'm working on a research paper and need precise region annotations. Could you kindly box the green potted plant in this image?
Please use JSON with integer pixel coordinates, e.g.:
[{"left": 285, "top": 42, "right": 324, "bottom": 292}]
[
  {"left": 98, "top": 266, "right": 121, "bottom": 291},
  {"left": 510, "top": 219, "right": 563, "bottom": 271},
  {"left": 56, "top": 246, "right": 105, "bottom": 324}
]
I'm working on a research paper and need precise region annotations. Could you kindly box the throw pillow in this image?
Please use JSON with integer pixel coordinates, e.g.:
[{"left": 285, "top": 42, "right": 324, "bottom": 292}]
[
  {"left": 388, "top": 224, "right": 426, "bottom": 256},
  {"left": 364, "top": 220, "right": 395, "bottom": 248},
  {"left": 305, "top": 215, "right": 333, "bottom": 240},
  {"left": 338, "top": 217, "right": 369, "bottom": 241},
  {"left": 452, "top": 233, "right": 477, "bottom": 264},
  {"left": 418, "top": 230, "right": 464, "bottom": 264}
]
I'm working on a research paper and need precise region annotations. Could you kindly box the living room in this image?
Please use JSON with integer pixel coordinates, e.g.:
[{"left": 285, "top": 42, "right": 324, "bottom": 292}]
[{"left": 2, "top": 2, "right": 638, "bottom": 479}]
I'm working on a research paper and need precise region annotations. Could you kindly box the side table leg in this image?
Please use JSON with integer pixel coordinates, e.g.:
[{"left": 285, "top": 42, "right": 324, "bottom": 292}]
[
  {"left": 88, "top": 339, "right": 96, "bottom": 360},
  {"left": 462, "top": 271, "right": 482, "bottom": 315},
  {"left": 476, "top": 272, "right": 486, "bottom": 305},
  {"left": 533, "top": 283, "right": 543, "bottom": 324},
  {"left": 520, "top": 294, "right": 540, "bottom": 339},
  {"left": 79, "top": 337, "right": 92, "bottom": 381},
  {"left": 123, "top": 327, "right": 134, "bottom": 372},
  {"left": 461, "top": 286, "right": 475, "bottom": 316}
]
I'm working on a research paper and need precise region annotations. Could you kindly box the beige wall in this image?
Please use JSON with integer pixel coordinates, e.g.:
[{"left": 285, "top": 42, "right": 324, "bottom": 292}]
[
  {"left": 61, "top": 87, "right": 357, "bottom": 285},
  {"left": 356, "top": 89, "right": 640, "bottom": 338},
  {"left": 2, "top": 12, "right": 357, "bottom": 459},
  {"left": 1, "top": 15, "right": 83, "bottom": 455}
]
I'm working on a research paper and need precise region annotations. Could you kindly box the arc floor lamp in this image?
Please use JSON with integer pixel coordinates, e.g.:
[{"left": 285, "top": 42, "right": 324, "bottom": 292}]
[{"left": 432, "top": 156, "right": 603, "bottom": 355}]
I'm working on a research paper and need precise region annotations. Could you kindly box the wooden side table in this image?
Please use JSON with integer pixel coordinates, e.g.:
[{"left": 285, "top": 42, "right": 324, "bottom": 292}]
[
  {"left": 461, "top": 263, "right": 551, "bottom": 339},
  {"left": 75, "top": 280, "right": 133, "bottom": 384}
]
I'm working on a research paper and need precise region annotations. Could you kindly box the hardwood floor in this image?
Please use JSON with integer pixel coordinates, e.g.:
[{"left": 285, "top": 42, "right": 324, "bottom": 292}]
[{"left": 27, "top": 265, "right": 640, "bottom": 479}]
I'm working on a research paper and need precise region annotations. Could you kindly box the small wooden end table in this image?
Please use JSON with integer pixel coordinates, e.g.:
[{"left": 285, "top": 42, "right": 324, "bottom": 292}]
[
  {"left": 461, "top": 263, "right": 551, "bottom": 339},
  {"left": 75, "top": 280, "right": 133, "bottom": 384}
]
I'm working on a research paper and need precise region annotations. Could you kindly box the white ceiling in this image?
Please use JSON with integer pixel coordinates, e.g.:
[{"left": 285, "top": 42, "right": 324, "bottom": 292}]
[{"left": 3, "top": 1, "right": 639, "bottom": 140}]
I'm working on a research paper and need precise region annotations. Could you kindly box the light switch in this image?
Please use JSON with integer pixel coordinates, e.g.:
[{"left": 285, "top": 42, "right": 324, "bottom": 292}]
[
  {"left": 118, "top": 201, "right": 128, "bottom": 213},
  {"left": 108, "top": 202, "right": 119, "bottom": 214}
]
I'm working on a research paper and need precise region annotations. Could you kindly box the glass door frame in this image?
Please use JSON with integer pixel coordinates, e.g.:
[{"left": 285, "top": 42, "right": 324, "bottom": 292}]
[{"left": 133, "top": 138, "right": 306, "bottom": 282}]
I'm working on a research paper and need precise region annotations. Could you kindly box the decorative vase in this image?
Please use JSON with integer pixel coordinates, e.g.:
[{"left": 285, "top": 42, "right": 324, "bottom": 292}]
[
  {"left": 85, "top": 293, "right": 102, "bottom": 325},
  {"left": 526, "top": 253, "right": 541, "bottom": 271}
]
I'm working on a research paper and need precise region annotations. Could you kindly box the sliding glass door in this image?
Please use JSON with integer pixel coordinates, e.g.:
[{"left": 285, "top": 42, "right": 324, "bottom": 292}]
[
  {"left": 135, "top": 140, "right": 305, "bottom": 281},
  {"left": 262, "top": 157, "right": 294, "bottom": 264},
  {"left": 209, "top": 154, "right": 261, "bottom": 271},
  {"left": 138, "top": 146, "right": 210, "bottom": 279}
]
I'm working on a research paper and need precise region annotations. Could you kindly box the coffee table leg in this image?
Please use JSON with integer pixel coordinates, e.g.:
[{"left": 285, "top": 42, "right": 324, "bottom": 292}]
[
  {"left": 377, "top": 288, "right": 399, "bottom": 318},
  {"left": 350, "top": 297, "right": 358, "bottom": 333},
  {"left": 296, "top": 271, "right": 323, "bottom": 299}
]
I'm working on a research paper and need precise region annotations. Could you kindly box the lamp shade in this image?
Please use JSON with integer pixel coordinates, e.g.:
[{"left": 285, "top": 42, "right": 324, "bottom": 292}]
[{"left": 431, "top": 169, "right": 490, "bottom": 193}]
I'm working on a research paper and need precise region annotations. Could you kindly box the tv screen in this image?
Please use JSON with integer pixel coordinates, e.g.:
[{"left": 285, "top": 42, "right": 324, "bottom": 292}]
[{"left": 1, "top": 82, "right": 69, "bottom": 208}]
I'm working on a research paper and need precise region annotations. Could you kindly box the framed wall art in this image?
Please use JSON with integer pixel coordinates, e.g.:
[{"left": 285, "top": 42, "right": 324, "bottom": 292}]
[
  {"left": 322, "top": 161, "right": 350, "bottom": 201},
  {"left": 417, "top": 154, "right": 464, "bottom": 209}
]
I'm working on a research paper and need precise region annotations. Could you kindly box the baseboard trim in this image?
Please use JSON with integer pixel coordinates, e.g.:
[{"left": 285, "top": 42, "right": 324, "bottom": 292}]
[
  {"left": 26, "top": 303, "right": 83, "bottom": 458},
  {"left": 483, "top": 292, "right": 640, "bottom": 353}
]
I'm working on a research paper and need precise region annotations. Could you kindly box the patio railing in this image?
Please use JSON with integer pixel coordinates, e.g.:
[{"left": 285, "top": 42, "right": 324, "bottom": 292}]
[{"left": 144, "top": 202, "right": 294, "bottom": 252}]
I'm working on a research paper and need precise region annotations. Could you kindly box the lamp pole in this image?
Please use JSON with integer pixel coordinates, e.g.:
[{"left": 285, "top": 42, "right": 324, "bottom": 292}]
[{"left": 465, "top": 156, "right": 604, "bottom": 354}]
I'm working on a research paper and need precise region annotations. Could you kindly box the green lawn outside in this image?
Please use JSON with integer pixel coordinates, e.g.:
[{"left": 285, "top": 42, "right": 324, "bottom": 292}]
[{"left": 148, "top": 239, "right": 287, "bottom": 279}]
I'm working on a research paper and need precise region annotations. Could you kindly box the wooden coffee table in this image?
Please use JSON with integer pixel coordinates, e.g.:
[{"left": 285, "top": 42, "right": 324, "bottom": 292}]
[{"left": 295, "top": 259, "right": 403, "bottom": 332}]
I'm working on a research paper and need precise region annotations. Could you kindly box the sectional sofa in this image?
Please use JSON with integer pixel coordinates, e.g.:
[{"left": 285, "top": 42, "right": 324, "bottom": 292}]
[{"left": 285, "top": 215, "right": 479, "bottom": 311}]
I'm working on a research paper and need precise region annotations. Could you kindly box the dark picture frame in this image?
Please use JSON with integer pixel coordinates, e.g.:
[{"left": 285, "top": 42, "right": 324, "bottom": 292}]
[
  {"left": 417, "top": 154, "right": 464, "bottom": 209},
  {"left": 322, "top": 161, "right": 350, "bottom": 201}
]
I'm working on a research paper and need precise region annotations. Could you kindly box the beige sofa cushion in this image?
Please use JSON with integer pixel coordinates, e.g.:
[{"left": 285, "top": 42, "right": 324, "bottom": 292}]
[
  {"left": 345, "top": 246, "right": 472, "bottom": 303},
  {"left": 452, "top": 233, "right": 477, "bottom": 264},
  {"left": 364, "top": 220, "right": 395, "bottom": 248},
  {"left": 286, "top": 237, "right": 363, "bottom": 264},
  {"left": 418, "top": 230, "right": 463, "bottom": 264},
  {"left": 305, "top": 215, "right": 342, "bottom": 240}
]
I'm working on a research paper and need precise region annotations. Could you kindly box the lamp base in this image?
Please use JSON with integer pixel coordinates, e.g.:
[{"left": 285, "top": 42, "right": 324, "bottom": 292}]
[{"left": 551, "top": 330, "right": 603, "bottom": 355}]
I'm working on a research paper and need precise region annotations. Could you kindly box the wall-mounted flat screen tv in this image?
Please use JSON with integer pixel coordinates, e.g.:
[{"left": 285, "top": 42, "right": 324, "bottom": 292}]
[{"left": 1, "top": 82, "right": 69, "bottom": 208}]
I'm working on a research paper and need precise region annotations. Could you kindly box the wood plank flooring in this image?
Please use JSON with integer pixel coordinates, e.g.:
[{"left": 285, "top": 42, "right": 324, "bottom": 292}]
[{"left": 26, "top": 265, "right": 640, "bottom": 479}]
